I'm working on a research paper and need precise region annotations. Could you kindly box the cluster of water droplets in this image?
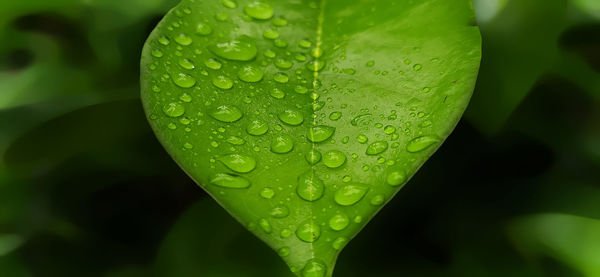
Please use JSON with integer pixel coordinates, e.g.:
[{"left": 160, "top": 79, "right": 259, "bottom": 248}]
[{"left": 144, "top": 0, "right": 443, "bottom": 275}]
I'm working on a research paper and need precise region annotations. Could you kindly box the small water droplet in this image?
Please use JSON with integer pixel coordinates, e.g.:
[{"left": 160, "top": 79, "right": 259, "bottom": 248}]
[
  {"left": 273, "top": 72, "right": 289, "bottom": 83},
  {"left": 270, "top": 205, "right": 289, "bottom": 218},
  {"left": 307, "top": 126, "right": 335, "bottom": 143},
  {"left": 204, "top": 58, "right": 222, "bottom": 70},
  {"left": 370, "top": 194, "right": 385, "bottom": 206},
  {"left": 258, "top": 218, "right": 272, "bottom": 233},
  {"left": 277, "top": 246, "right": 290, "bottom": 257},
  {"left": 386, "top": 170, "right": 406, "bottom": 187},
  {"left": 332, "top": 237, "right": 348, "bottom": 250},
  {"left": 384, "top": 125, "right": 396, "bottom": 134},
  {"left": 220, "top": 0, "right": 237, "bottom": 8},
  {"left": 172, "top": 73, "right": 196, "bottom": 88},
  {"left": 366, "top": 141, "right": 388, "bottom": 155},
  {"left": 356, "top": 134, "right": 368, "bottom": 144},
  {"left": 270, "top": 88, "right": 285, "bottom": 99},
  {"left": 272, "top": 17, "right": 288, "bottom": 26},
  {"left": 151, "top": 49, "right": 164, "bottom": 58},
  {"left": 179, "top": 58, "right": 195, "bottom": 70},
  {"left": 295, "top": 85, "right": 308, "bottom": 94},
  {"left": 271, "top": 134, "right": 294, "bottom": 154},
  {"left": 297, "top": 171, "right": 324, "bottom": 201},
  {"left": 328, "top": 214, "right": 349, "bottom": 231},
  {"left": 208, "top": 35, "right": 257, "bottom": 61},
  {"left": 323, "top": 150, "right": 346, "bottom": 168},
  {"left": 280, "top": 228, "right": 292, "bottom": 238},
  {"left": 275, "top": 58, "right": 293, "bottom": 69},
  {"left": 210, "top": 105, "right": 243, "bottom": 122},
  {"left": 305, "top": 150, "right": 322, "bottom": 165},
  {"left": 238, "top": 65, "right": 264, "bottom": 82},
  {"left": 306, "top": 60, "right": 325, "bottom": 72},
  {"left": 226, "top": 136, "right": 245, "bottom": 145},
  {"left": 263, "top": 28, "right": 279, "bottom": 39},
  {"left": 195, "top": 23, "right": 213, "bottom": 35},
  {"left": 301, "top": 259, "right": 327, "bottom": 277},
  {"left": 278, "top": 109, "right": 304, "bottom": 126},
  {"left": 158, "top": 36, "right": 170, "bottom": 45},
  {"left": 299, "top": 39, "right": 312, "bottom": 48},
  {"left": 366, "top": 60, "right": 375, "bottom": 67},
  {"left": 175, "top": 33, "right": 193, "bottom": 46},
  {"left": 246, "top": 119, "right": 269, "bottom": 135},
  {"left": 334, "top": 184, "right": 369, "bottom": 206},
  {"left": 329, "top": 112, "right": 342, "bottom": 121},
  {"left": 218, "top": 154, "right": 257, "bottom": 173},
  {"left": 212, "top": 75, "right": 234, "bottom": 89},
  {"left": 413, "top": 64, "right": 422, "bottom": 71}
]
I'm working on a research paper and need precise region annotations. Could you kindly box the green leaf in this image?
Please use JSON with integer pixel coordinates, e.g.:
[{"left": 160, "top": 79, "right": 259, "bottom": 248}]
[{"left": 141, "top": 0, "right": 480, "bottom": 276}]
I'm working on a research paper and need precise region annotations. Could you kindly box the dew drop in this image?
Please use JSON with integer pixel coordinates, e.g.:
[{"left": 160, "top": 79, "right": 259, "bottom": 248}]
[
  {"left": 195, "top": 23, "right": 213, "bottom": 35},
  {"left": 162, "top": 103, "right": 185, "bottom": 118},
  {"left": 306, "top": 60, "right": 325, "bottom": 72},
  {"left": 151, "top": 49, "right": 164, "bottom": 58},
  {"left": 172, "top": 73, "right": 196, "bottom": 88},
  {"left": 238, "top": 65, "right": 264, "bottom": 82},
  {"left": 406, "top": 136, "right": 439, "bottom": 153},
  {"left": 322, "top": 150, "right": 346, "bottom": 168},
  {"left": 386, "top": 170, "right": 406, "bottom": 187},
  {"left": 178, "top": 58, "right": 195, "bottom": 70},
  {"left": 301, "top": 259, "right": 327, "bottom": 277},
  {"left": 263, "top": 29, "right": 280, "bottom": 39},
  {"left": 158, "top": 36, "right": 170, "bottom": 45},
  {"left": 258, "top": 218, "right": 272, "bottom": 234},
  {"left": 356, "top": 134, "right": 368, "bottom": 144},
  {"left": 218, "top": 154, "right": 256, "bottom": 173},
  {"left": 271, "top": 134, "right": 294, "bottom": 154},
  {"left": 270, "top": 205, "right": 290, "bottom": 218},
  {"left": 384, "top": 125, "right": 396, "bottom": 134},
  {"left": 278, "top": 109, "right": 304, "bottom": 126},
  {"left": 329, "top": 112, "right": 342, "bottom": 121},
  {"left": 226, "top": 136, "right": 246, "bottom": 145},
  {"left": 307, "top": 126, "right": 335, "bottom": 143},
  {"left": 220, "top": 0, "right": 237, "bottom": 8},
  {"left": 366, "top": 141, "right": 388, "bottom": 155},
  {"left": 273, "top": 72, "right": 289, "bottom": 83},
  {"left": 278, "top": 247, "right": 291, "bottom": 257},
  {"left": 270, "top": 88, "right": 285, "bottom": 99},
  {"left": 210, "top": 173, "right": 250, "bottom": 188},
  {"left": 296, "top": 221, "right": 321, "bottom": 243},
  {"left": 175, "top": 33, "right": 193, "bottom": 46},
  {"left": 210, "top": 105, "right": 243, "bottom": 122},
  {"left": 246, "top": 120, "right": 269, "bottom": 136},
  {"left": 295, "top": 85, "right": 308, "bottom": 94},
  {"left": 260, "top": 187, "right": 275, "bottom": 199},
  {"left": 272, "top": 17, "right": 288, "bottom": 26},
  {"left": 370, "top": 194, "right": 385, "bottom": 206},
  {"left": 204, "top": 58, "right": 222, "bottom": 70},
  {"left": 305, "top": 150, "right": 322, "bottom": 165},
  {"left": 208, "top": 35, "right": 258, "bottom": 61},
  {"left": 334, "top": 184, "right": 369, "bottom": 206},
  {"left": 413, "top": 64, "right": 422, "bottom": 71},
  {"left": 275, "top": 58, "right": 293, "bottom": 69},
  {"left": 328, "top": 214, "right": 349, "bottom": 231},
  {"left": 297, "top": 171, "right": 324, "bottom": 201},
  {"left": 244, "top": 2, "right": 274, "bottom": 20},
  {"left": 332, "top": 237, "right": 348, "bottom": 250},
  {"left": 212, "top": 75, "right": 234, "bottom": 89}
]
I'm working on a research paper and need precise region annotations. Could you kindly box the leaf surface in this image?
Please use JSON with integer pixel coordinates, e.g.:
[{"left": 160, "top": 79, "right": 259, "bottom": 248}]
[{"left": 141, "top": 0, "right": 480, "bottom": 275}]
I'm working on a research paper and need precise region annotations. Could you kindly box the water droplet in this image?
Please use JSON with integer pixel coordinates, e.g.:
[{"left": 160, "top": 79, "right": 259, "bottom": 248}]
[
  {"left": 322, "top": 150, "right": 346, "bottom": 168},
  {"left": 272, "top": 17, "right": 287, "bottom": 26},
  {"left": 413, "top": 64, "right": 422, "bottom": 71},
  {"left": 329, "top": 112, "right": 342, "bottom": 121},
  {"left": 246, "top": 120, "right": 268, "bottom": 135},
  {"left": 151, "top": 49, "right": 164, "bottom": 58},
  {"left": 280, "top": 228, "right": 292, "bottom": 238},
  {"left": 299, "top": 39, "right": 312, "bottom": 48},
  {"left": 180, "top": 93, "right": 192, "bottom": 102},
  {"left": 301, "top": 259, "right": 327, "bottom": 277},
  {"left": 263, "top": 29, "right": 279, "bottom": 39},
  {"left": 227, "top": 136, "right": 246, "bottom": 145},
  {"left": 220, "top": 0, "right": 237, "bottom": 8},
  {"left": 179, "top": 58, "right": 195, "bottom": 70},
  {"left": 270, "top": 88, "right": 285, "bottom": 99},
  {"left": 296, "top": 221, "right": 321, "bottom": 242},
  {"left": 356, "top": 134, "right": 368, "bottom": 144},
  {"left": 386, "top": 170, "right": 406, "bottom": 187},
  {"left": 306, "top": 60, "right": 325, "bottom": 72},
  {"left": 258, "top": 218, "right": 272, "bottom": 233},
  {"left": 370, "top": 194, "right": 385, "bottom": 206},
  {"left": 366, "top": 60, "right": 375, "bottom": 67},
  {"left": 305, "top": 150, "right": 322, "bottom": 165},
  {"left": 172, "top": 73, "right": 196, "bottom": 88},
  {"left": 273, "top": 38, "right": 288, "bottom": 48},
  {"left": 158, "top": 36, "right": 170, "bottom": 45},
  {"left": 334, "top": 184, "right": 369, "bottom": 206},
  {"left": 406, "top": 136, "right": 439, "bottom": 153},
  {"left": 384, "top": 125, "right": 396, "bottom": 134},
  {"left": 366, "top": 141, "right": 388, "bottom": 155},
  {"left": 244, "top": 2, "right": 274, "bottom": 20},
  {"left": 210, "top": 173, "right": 250, "bottom": 188},
  {"left": 278, "top": 109, "right": 304, "bottom": 126},
  {"left": 307, "top": 126, "right": 335, "bottom": 143},
  {"left": 162, "top": 103, "right": 185, "bottom": 118},
  {"left": 212, "top": 75, "right": 234, "bottom": 89},
  {"left": 342, "top": 68, "right": 356, "bottom": 75},
  {"left": 271, "top": 134, "right": 294, "bottom": 154},
  {"left": 328, "top": 214, "right": 349, "bottom": 231},
  {"left": 259, "top": 187, "right": 275, "bottom": 199},
  {"left": 195, "top": 23, "right": 213, "bottom": 35},
  {"left": 273, "top": 72, "right": 289, "bottom": 83},
  {"left": 204, "top": 58, "right": 222, "bottom": 70},
  {"left": 238, "top": 65, "right": 264, "bottom": 82},
  {"left": 175, "top": 33, "right": 193, "bottom": 46},
  {"left": 210, "top": 105, "right": 243, "bottom": 122},
  {"left": 270, "top": 205, "right": 289, "bottom": 218},
  {"left": 295, "top": 85, "right": 308, "bottom": 94},
  {"left": 275, "top": 58, "right": 293, "bottom": 69},
  {"left": 332, "top": 237, "right": 348, "bottom": 250},
  {"left": 277, "top": 247, "right": 290, "bottom": 257},
  {"left": 208, "top": 35, "right": 257, "bottom": 61},
  {"left": 297, "top": 171, "right": 324, "bottom": 201},
  {"left": 218, "top": 154, "right": 256, "bottom": 174}
]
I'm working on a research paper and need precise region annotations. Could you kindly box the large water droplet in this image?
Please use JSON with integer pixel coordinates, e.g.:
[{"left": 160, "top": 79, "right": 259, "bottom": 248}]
[
  {"left": 296, "top": 221, "right": 321, "bottom": 242},
  {"left": 406, "top": 136, "right": 439, "bottom": 152},
  {"left": 246, "top": 119, "right": 268, "bottom": 136},
  {"left": 271, "top": 134, "right": 294, "bottom": 154},
  {"left": 218, "top": 154, "right": 256, "bottom": 173},
  {"left": 307, "top": 126, "right": 335, "bottom": 143},
  {"left": 178, "top": 58, "right": 195, "bottom": 70},
  {"left": 334, "top": 184, "right": 369, "bottom": 206},
  {"left": 244, "top": 2, "right": 274, "bottom": 20},
  {"left": 301, "top": 259, "right": 327, "bottom": 277},
  {"left": 328, "top": 214, "right": 349, "bottom": 231},
  {"left": 366, "top": 141, "right": 388, "bottom": 155},
  {"left": 279, "top": 109, "right": 304, "bottom": 126},
  {"left": 172, "top": 73, "right": 196, "bottom": 88},
  {"left": 210, "top": 173, "right": 250, "bottom": 188},
  {"left": 208, "top": 35, "right": 257, "bottom": 61},
  {"left": 322, "top": 150, "right": 346, "bottom": 168},
  {"left": 238, "top": 65, "right": 264, "bottom": 82},
  {"left": 297, "top": 171, "right": 324, "bottom": 201},
  {"left": 210, "top": 105, "right": 243, "bottom": 122}
]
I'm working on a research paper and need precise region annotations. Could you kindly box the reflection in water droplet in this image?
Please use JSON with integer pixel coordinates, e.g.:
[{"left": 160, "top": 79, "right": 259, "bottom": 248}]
[
  {"left": 406, "top": 136, "right": 439, "bottom": 152},
  {"left": 210, "top": 173, "right": 250, "bottom": 188},
  {"left": 334, "top": 184, "right": 369, "bottom": 206},
  {"left": 297, "top": 171, "right": 324, "bottom": 201},
  {"left": 218, "top": 154, "right": 256, "bottom": 173},
  {"left": 296, "top": 221, "right": 321, "bottom": 242}
]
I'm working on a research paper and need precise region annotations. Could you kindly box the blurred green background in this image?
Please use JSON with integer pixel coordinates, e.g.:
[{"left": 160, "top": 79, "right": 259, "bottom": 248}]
[{"left": 1, "top": 0, "right": 599, "bottom": 276}]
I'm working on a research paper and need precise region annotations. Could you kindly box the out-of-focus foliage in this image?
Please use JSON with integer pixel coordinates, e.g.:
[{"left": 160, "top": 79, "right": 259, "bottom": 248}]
[{"left": 0, "top": 0, "right": 599, "bottom": 276}]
